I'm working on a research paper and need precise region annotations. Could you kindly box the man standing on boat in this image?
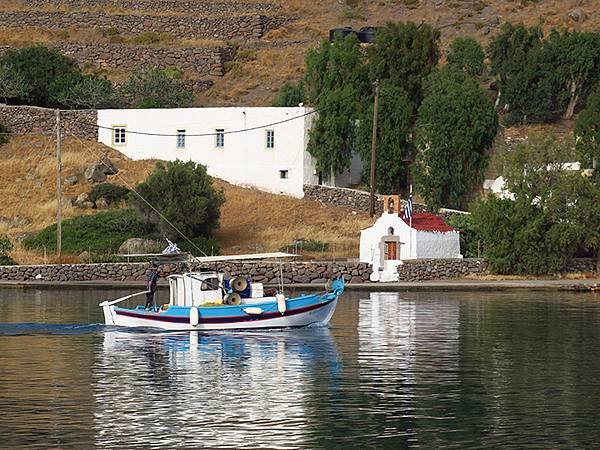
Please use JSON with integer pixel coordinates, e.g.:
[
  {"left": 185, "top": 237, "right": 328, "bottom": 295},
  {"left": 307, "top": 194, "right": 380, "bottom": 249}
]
[{"left": 145, "top": 262, "right": 160, "bottom": 311}]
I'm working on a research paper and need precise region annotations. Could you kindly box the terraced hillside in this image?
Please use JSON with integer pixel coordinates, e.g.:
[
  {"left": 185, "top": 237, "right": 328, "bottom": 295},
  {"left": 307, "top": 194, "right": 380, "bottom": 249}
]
[{"left": 0, "top": 0, "right": 597, "bottom": 104}]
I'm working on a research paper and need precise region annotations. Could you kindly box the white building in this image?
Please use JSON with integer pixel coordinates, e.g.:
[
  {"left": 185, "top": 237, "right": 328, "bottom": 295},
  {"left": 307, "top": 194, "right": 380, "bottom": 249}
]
[
  {"left": 97, "top": 107, "right": 362, "bottom": 198},
  {"left": 360, "top": 195, "right": 462, "bottom": 281}
]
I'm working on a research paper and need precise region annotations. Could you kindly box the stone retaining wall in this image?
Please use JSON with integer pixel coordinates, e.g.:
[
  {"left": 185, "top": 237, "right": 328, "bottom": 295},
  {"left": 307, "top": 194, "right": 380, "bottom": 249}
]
[
  {"left": 0, "top": 11, "right": 288, "bottom": 40},
  {"left": 564, "top": 258, "right": 599, "bottom": 273},
  {"left": 21, "top": 0, "right": 280, "bottom": 15},
  {"left": 0, "top": 106, "right": 97, "bottom": 140},
  {"left": 0, "top": 43, "right": 235, "bottom": 77},
  {"left": 397, "top": 258, "right": 489, "bottom": 281},
  {"left": 0, "top": 261, "right": 373, "bottom": 284}
]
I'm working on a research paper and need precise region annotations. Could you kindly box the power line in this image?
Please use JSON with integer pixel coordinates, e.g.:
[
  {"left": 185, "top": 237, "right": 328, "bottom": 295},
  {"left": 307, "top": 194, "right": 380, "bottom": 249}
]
[{"left": 93, "top": 107, "right": 318, "bottom": 138}]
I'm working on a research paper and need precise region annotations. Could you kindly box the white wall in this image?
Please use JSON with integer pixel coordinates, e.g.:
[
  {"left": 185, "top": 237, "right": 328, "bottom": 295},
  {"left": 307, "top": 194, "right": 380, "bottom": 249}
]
[
  {"left": 98, "top": 107, "right": 312, "bottom": 198},
  {"left": 415, "top": 230, "right": 461, "bottom": 259}
]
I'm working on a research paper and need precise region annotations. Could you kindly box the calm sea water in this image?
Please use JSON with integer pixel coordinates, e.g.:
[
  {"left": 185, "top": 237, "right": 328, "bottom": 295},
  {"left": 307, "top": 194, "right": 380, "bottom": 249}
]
[{"left": 1, "top": 287, "right": 600, "bottom": 449}]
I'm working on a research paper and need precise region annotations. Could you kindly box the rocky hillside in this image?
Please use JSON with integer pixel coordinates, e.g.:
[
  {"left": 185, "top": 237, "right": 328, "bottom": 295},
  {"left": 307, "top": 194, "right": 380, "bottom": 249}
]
[{"left": 0, "top": 0, "right": 596, "bottom": 105}]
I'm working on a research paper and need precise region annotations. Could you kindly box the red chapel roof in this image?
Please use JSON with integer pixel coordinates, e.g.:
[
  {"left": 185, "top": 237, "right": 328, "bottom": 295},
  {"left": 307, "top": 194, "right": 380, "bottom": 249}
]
[{"left": 401, "top": 212, "right": 456, "bottom": 232}]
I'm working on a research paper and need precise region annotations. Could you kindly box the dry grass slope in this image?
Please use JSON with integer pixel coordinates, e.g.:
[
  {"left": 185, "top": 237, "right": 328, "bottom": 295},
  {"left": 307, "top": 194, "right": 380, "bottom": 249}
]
[{"left": 0, "top": 137, "right": 373, "bottom": 263}]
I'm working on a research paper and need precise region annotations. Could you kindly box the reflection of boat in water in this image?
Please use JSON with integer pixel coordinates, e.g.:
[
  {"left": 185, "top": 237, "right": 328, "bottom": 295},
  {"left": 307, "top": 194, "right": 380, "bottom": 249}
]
[
  {"left": 100, "top": 271, "right": 344, "bottom": 331},
  {"left": 95, "top": 328, "right": 341, "bottom": 448}
]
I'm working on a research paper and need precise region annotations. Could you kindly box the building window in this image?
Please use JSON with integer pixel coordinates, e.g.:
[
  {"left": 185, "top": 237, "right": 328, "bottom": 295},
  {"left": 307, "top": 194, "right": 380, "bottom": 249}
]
[
  {"left": 113, "top": 127, "right": 126, "bottom": 145},
  {"left": 176, "top": 130, "right": 185, "bottom": 148},
  {"left": 215, "top": 129, "right": 224, "bottom": 148},
  {"left": 266, "top": 129, "right": 275, "bottom": 149},
  {"left": 279, "top": 170, "right": 288, "bottom": 179}
]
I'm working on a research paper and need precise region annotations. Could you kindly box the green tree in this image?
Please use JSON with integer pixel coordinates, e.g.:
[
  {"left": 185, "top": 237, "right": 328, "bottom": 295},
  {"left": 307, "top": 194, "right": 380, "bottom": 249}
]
[
  {"left": 307, "top": 85, "right": 359, "bottom": 176},
  {"left": 474, "top": 133, "right": 600, "bottom": 274},
  {"left": 447, "top": 37, "right": 485, "bottom": 78},
  {"left": 51, "top": 73, "right": 117, "bottom": 109},
  {"left": 549, "top": 30, "right": 600, "bottom": 119},
  {"left": 119, "top": 68, "right": 194, "bottom": 108},
  {"left": 0, "top": 46, "right": 80, "bottom": 106},
  {"left": 0, "top": 234, "right": 16, "bottom": 265},
  {"left": 368, "top": 21, "right": 440, "bottom": 108},
  {"left": 574, "top": 88, "right": 600, "bottom": 179},
  {"left": 414, "top": 69, "right": 498, "bottom": 210},
  {"left": 356, "top": 83, "right": 413, "bottom": 193},
  {"left": 272, "top": 80, "right": 305, "bottom": 107},
  {"left": 132, "top": 160, "right": 225, "bottom": 241},
  {"left": 304, "top": 34, "right": 368, "bottom": 104},
  {"left": 0, "top": 61, "right": 26, "bottom": 104}
]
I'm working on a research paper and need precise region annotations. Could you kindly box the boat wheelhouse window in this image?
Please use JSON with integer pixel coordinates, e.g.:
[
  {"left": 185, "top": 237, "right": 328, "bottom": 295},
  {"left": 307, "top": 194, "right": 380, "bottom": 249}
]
[
  {"left": 201, "top": 277, "right": 220, "bottom": 291},
  {"left": 279, "top": 170, "right": 288, "bottom": 179},
  {"left": 215, "top": 129, "right": 225, "bottom": 148},
  {"left": 176, "top": 129, "right": 186, "bottom": 148}
]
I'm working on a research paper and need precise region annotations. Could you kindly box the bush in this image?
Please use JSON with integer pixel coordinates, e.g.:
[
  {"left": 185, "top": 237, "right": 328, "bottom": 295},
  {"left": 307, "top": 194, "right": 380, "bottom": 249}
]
[
  {"left": 272, "top": 80, "right": 305, "bottom": 107},
  {"left": 88, "top": 183, "right": 130, "bottom": 205},
  {"left": 22, "top": 209, "right": 156, "bottom": 255},
  {"left": 0, "top": 46, "right": 80, "bottom": 107},
  {"left": 447, "top": 37, "right": 485, "bottom": 78},
  {"left": 446, "top": 214, "right": 480, "bottom": 258},
  {"left": 178, "top": 236, "right": 220, "bottom": 256},
  {"left": 132, "top": 160, "right": 225, "bottom": 240},
  {"left": 0, "top": 235, "right": 16, "bottom": 265},
  {"left": 119, "top": 67, "right": 194, "bottom": 108}
]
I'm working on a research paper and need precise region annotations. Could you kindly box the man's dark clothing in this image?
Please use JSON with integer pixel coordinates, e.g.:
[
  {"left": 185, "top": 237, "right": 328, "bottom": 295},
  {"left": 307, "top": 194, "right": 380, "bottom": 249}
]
[{"left": 145, "top": 268, "right": 159, "bottom": 310}]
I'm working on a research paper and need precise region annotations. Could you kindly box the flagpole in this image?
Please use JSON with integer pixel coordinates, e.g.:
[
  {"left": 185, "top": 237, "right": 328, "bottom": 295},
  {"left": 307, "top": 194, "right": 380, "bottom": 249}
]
[{"left": 409, "top": 184, "right": 413, "bottom": 259}]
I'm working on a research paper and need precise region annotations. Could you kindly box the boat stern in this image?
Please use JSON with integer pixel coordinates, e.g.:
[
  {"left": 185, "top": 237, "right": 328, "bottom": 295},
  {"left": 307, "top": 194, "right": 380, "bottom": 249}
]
[{"left": 99, "top": 301, "right": 116, "bottom": 326}]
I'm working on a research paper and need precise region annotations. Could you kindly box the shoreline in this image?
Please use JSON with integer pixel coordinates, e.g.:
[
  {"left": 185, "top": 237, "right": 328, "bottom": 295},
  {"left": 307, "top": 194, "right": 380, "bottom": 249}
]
[{"left": 1, "top": 278, "right": 598, "bottom": 292}]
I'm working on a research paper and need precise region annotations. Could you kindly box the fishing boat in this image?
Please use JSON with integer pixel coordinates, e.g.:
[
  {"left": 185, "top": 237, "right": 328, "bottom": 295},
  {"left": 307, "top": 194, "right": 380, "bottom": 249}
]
[{"left": 99, "top": 264, "right": 344, "bottom": 331}]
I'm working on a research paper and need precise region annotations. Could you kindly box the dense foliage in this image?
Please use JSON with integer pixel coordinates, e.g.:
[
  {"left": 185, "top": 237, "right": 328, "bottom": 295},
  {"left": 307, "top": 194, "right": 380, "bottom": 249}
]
[
  {"left": 356, "top": 83, "right": 413, "bottom": 193},
  {"left": 119, "top": 68, "right": 194, "bottom": 109},
  {"left": 574, "top": 88, "right": 600, "bottom": 180},
  {"left": 0, "top": 235, "right": 16, "bottom": 265},
  {"left": 488, "top": 24, "right": 600, "bottom": 124},
  {"left": 414, "top": 69, "right": 498, "bottom": 210},
  {"left": 446, "top": 214, "right": 480, "bottom": 258},
  {"left": 447, "top": 37, "right": 485, "bottom": 78},
  {"left": 272, "top": 81, "right": 305, "bottom": 107},
  {"left": 88, "top": 183, "right": 130, "bottom": 205},
  {"left": 0, "top": 46, "right": 80, "bottom": 107},
  {"left": 22, "top": 209, "right": 155, "bottom": 254},
  {"left": 132, "top": 160, "right": 224, "bottom": 241},
  {"left": 472, "top": 134, "right": 600, "bottom": 274},
  {"left": 52, "top": 73, "right": 116, "bottom": 109}
]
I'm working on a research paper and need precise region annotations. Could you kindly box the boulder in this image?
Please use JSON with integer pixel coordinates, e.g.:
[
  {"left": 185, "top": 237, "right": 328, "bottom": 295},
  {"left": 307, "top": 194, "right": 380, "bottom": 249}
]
[
  {"left": 84, "top": 157, "right": 118, "bottom": 183},
  {"left": 84, "top": 163, "right": 108, "bottom": 183},
  {"left": 73, "top": 192, "right": 93, "bottom": 208},
  {"left": 568, "top": 8, "right": 587, "bottom": 22},
  {"left": 118, "top": 238, "right": 160, "bottom": 255},
  {"left": 95, "top": 197, "right": 109, "bottom": 209},
  {"left": 65, "top": 175, "right": 78, "bottom": 186}
]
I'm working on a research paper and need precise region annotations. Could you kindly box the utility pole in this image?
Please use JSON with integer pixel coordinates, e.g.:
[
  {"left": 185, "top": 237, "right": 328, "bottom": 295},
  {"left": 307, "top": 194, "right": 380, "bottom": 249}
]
[
  {"left": 55, "top": 109, "right": 62, "bottom": 259},
  {"left": 369, "top": 80, "right": 379, "bottom": 217}
]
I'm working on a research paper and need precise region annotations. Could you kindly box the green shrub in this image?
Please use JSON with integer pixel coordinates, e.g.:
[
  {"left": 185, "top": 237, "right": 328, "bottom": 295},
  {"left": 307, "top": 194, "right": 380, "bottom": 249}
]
[
  {"left": 132, "top": 31, "right": 173, "bottom": 45},
  {"left": 119, "top": 67, "right": 194, "bottom": 108},
  {"left": 0, "top": 235, "right": 16, "bottom": 265},
  {"left": 178, "top": 236, "right": 220, "bottom": 256},
  {"left": 272, "top": 80, "right": 305, "bottom": 107},
  {"left": 447, "top": 214, "right": 480, "bottom": 258},
  {"left": 88, "top": 183, "right": 130, "bottom": 205},
  {"left": 132, "top": 160, "right": 225, "bottom": 240},
  {"left": 22, "top": 209, "right": 157, "bottom": 255}
]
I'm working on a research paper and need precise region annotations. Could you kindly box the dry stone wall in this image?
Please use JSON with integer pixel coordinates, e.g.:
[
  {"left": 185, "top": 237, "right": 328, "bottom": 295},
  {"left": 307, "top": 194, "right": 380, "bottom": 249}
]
[
  {"left": 397, "top": 258, "right": 489, "bottom": 281},
  {"left": 0, "top": 43, "right": 236, "bottom": 77},
  {"left": 0, "top": 106, "right": 97, "bottom": 140},
  {"left": 0, "top": 11, "right": 288, "bottom": 40},
  {"left": 21, "top": 0, "right": 281, "bottom": 15},
  {"left": 0, "top": 261, "right": 373, "bottom": 284}
]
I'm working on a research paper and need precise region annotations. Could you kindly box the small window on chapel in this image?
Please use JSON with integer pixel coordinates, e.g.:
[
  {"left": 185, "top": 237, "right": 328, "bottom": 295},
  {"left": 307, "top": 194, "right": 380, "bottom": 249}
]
[{"left": 279, "top": 170, "right": 289, "bottom": 179}]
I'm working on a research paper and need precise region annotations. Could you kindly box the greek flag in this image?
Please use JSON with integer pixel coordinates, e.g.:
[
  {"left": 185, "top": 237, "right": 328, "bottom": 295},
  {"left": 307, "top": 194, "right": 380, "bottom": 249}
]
[
  {"left": 162, "top": 238, "right": 180, "bottom": 255},
  {"left": 403, "top": 192, "right": 413, "bottom": 220}
]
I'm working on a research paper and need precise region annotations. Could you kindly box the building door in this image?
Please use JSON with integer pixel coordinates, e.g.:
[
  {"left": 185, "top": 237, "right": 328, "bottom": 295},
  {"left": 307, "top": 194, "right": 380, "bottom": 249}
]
[{"left": 385, "top": 241, "right": 397, "bottom": 260}]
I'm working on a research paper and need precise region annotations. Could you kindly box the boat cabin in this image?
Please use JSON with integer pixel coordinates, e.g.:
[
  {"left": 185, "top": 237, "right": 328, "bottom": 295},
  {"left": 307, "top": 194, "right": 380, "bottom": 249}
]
[{"left": 167, "top": 272, "right": 267, "bottom": 306}]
